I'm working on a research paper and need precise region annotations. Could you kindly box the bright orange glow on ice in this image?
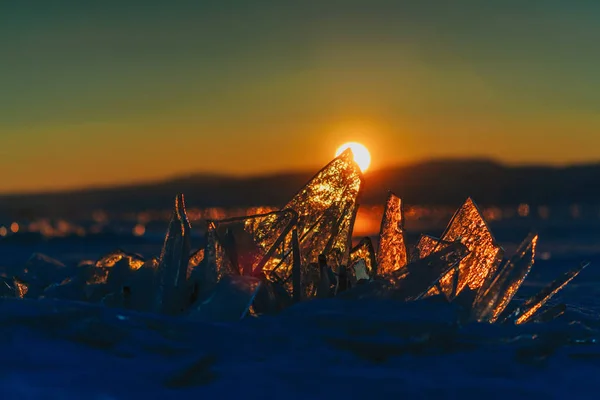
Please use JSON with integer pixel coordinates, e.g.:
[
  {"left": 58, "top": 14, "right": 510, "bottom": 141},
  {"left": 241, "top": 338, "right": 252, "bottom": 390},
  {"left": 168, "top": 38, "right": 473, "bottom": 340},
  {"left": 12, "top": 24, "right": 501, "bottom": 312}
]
[{"left": 335, "top": 142, "right": 371, "bottom": 172}]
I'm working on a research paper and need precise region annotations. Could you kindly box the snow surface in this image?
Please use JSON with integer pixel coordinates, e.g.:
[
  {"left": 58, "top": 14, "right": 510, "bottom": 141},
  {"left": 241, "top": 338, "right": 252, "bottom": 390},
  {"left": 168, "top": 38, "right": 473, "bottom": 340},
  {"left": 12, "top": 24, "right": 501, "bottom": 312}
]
[{"left": 1, "top": 296, "right": 600, "bottom": 399}]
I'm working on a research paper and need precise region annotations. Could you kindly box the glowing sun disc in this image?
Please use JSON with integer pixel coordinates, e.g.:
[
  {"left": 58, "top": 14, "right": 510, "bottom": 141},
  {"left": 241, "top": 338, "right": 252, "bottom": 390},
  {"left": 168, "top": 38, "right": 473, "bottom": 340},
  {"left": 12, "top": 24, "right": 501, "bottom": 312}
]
[{"left": 335, "top": 142, "right": 371, "bottom": 172}]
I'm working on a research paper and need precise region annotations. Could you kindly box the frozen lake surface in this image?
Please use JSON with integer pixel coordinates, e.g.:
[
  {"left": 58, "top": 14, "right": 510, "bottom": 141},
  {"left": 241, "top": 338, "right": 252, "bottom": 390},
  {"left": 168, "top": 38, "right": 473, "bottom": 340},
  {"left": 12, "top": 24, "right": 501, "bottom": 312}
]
[{"left": 1, "top": 222, "right": 600, "bottom": 399}]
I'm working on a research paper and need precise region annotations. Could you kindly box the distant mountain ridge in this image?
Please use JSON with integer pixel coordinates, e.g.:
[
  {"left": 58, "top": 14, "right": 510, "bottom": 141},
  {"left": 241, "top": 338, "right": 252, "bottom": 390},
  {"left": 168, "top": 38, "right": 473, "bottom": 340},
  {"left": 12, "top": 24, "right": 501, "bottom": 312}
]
[{"left": 2, "top": 159, "right": 600, "bottom": 218}]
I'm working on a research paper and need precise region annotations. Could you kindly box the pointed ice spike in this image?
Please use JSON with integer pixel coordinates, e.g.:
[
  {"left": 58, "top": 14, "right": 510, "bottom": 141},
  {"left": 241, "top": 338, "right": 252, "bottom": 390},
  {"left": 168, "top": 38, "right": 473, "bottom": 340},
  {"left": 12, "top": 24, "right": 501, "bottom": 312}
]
[
  {"left": 259, "top": 148, "right": 362, "bottom": 271},
  {"left": 188, "top": 276, "right": 261, "bottom": 322},
  {"left": 153, "top": 194, "right": 192, "bottom": 315},
  {"left": 472, "top": 233, "right": 538, "bottom": 323},
  {"left": 531, "top": 303, "right": 566, "bottom": 323},
  {"left": 513, "top": 262, "right": 588, "bottom": 325},
  {"left": 436, "top": 198, "right": 504, "bottom": 297},
  {"left": 348, "top": 237, "right": 377, "bottom": 279},
  {"left": 338, "top": 242, "right": 469, "bottom": 301},
  {"left": 392, "top": 241, "right": 470, "bottom": 301},
  {"left": 377, "top": 192, "right": 408, "bottom": 275},
  {"left": 291, "top": 228, "right": 302, "bottom": 303},
  {"left": 213, "top": 209, "right": 297, "bottom": 277}
]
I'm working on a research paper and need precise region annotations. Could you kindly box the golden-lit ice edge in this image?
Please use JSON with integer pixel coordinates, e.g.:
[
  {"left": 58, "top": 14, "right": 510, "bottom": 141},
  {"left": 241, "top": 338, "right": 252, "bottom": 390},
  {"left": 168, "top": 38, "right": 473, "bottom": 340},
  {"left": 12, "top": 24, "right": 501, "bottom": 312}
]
[{"left": 1, "top": 149, "right": 599, "bottom": 396}]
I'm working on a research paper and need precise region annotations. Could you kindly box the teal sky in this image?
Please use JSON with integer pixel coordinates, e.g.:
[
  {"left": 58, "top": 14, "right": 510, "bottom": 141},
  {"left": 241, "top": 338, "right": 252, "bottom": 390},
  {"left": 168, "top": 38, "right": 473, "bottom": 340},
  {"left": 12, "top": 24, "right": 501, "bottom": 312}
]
[{"left": 1, "top": 1, "right": 600, "bottom": 193}]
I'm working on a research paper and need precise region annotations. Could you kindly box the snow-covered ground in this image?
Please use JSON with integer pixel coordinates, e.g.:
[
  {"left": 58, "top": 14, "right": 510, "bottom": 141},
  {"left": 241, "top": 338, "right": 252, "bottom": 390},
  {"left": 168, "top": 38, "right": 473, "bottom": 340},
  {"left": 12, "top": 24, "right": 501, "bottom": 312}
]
[
  {"left": 2, "top": 223, "right": 600, "bottom": 399},
  {"left": 1, "top": 296, "right": 600, "bottom": 399}
]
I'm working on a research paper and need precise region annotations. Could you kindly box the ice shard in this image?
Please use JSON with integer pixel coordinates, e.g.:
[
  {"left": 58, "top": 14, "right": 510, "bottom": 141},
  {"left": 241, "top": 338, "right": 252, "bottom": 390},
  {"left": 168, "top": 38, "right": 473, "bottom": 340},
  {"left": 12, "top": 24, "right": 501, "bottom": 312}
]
[
  {"left": 392, "top": 241, "right": 470, "bottom": 301},
  {"left": 472, "top": 233, "right": 538, "bottom": 323},
  {"left": 187, "top": 249, "right": 204, "bottom": 279},
  {"left": 349, "top": 237, "right": 377, "bottom": 279},
  {"left": 291, "top": 228, "right": 302, "bottom": 302},
  {"left": 259, "top": 148, "right": 362, "bottom": 280},
  {"left": 512, "top": 262, "right": 588, "bottom": 325},
  {"left": 96, "top": 250, "right": 145, "bottom": 270},
  {"left": 436, "top": 198, "right": 504, "bottom": 298},
  {"left": 211, "top": 209, "right": 297, "bottom": 277},
  {"left": 376, "top": 192, "right": 408, "bottom": 276},
  {"left": 153, "top": 194, "right": 192, "bottom": 315},
  {"left": 339, "top": 242, "right": 469, "bottom": 301},
  {"left": 188, "top": 276, "right": 261, "bottom": 322}
]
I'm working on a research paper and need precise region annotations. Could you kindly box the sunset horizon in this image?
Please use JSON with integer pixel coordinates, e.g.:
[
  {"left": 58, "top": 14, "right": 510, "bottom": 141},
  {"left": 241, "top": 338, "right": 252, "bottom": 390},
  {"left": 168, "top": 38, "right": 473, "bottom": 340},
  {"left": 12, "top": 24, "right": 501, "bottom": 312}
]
[{"left": 3, "top": 1, "right": 600, "bottom": 194}]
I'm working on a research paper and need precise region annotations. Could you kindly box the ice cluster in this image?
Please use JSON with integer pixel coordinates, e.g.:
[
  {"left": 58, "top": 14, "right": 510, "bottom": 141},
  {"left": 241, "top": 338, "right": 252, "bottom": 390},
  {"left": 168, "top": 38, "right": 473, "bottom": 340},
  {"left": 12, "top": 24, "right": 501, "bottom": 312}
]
[{"left": 0, "top": 149, "right": 587, "bottom": 325}]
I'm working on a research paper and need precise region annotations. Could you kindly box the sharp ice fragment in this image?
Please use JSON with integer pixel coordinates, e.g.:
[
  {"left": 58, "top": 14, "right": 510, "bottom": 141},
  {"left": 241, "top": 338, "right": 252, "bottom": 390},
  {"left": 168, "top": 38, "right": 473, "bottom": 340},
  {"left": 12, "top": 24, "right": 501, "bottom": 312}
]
[
  {"left": 291, "top": 228, "right": 302, "bottom": 302},
  {"left": 376, "top": 192, "right": 408, "bottom": 275},
  {"left": 512, "top": 262, "right": 588, "bottom": 325},
  {"left": 339, "top": 242, "right": 469, "bottom": 301},
  {"left": 211, "top": 210, "right": 297, "bottom": 277},
  {"left": 435, "top": 198, "right": 504, "bottom": 298},
  {"left": 153, "top": 194, "right": 192, "bottom": 315},
  {"left": 259, "top": 148, "right": 362, "bottom": 281},
  {"left": 187, "top": 249, "right": 204, "bottom": 279},
  {"left": 472, "top": 233, "right": 538, "bottom": 323},
  {"left": 393, "top": 242, "right": 470, "bottom": 301}
]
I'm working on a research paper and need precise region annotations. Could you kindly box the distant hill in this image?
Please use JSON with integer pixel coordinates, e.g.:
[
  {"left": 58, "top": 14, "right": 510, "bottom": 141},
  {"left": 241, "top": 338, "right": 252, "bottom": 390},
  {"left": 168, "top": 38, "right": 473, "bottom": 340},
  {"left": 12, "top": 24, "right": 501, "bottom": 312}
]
[{"left": 2, "top": 159, "right": 600, "bottom": 218}]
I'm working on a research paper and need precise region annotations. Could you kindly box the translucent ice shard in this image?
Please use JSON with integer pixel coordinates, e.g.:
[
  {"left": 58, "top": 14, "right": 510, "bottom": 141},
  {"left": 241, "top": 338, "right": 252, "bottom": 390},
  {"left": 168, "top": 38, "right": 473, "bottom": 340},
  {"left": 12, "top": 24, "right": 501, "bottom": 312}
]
[
  {"left": 513, "top": 262, "right": 588, "bottom": 325},
  {"left": 212, "top": 210, "right": 297, "bottom": 277},
  {"left": 187, "top": 249, "right": 204, "bottom": 279},
  {"left": 153, "top": 194, "right": 192, "bottom": 315},
  {"left": 472, "top": 233, "right": 538, "bottom": 323},
  {"left": 291, "top": 228, "right": 302, "bottom": 302},
  {"left": 376, "top": 192, "right": 408, "bottom": 275},
  {"left": 349, "top": 237, "right": 377, "bottom": 279},
  {"left": 392, "top": 241, "right": 470, "bottom": 301},
  {"left": 259, "top": 148, "right": 362, "bottom": 280},
  {"left": 436, "top": 198, "right": 504, "bottom": 298},
  {"left": 96, "top": 250, "right": 145, "bottom": 270},
  {"left": 339, "top": 242, "right": 469, "bottom": 301},
  {"left": 188, "top": 276, "right": 261, "bottom": 322}
]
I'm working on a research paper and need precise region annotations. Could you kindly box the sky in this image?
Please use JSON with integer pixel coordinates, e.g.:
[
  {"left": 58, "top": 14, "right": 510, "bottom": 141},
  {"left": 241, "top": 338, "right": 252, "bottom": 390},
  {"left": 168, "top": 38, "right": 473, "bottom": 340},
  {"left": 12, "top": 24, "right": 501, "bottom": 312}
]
[{"left": 1, "top": 0, "right": 600, "bottom": 193}]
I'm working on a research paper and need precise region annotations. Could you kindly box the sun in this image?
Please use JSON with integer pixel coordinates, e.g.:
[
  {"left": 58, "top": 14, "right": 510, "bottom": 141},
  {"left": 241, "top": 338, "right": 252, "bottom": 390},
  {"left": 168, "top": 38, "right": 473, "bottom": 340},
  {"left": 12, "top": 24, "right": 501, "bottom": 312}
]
[{"left": 335, "top": 142, "right": 371, "bottom": 172}]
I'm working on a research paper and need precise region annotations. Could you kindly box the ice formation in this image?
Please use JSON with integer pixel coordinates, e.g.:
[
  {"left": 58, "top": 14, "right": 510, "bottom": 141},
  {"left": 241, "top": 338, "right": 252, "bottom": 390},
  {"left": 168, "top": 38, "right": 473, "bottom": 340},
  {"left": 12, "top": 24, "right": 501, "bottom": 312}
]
[{"left": 0, "top": 149, "right": 588, "bottom": 327}]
